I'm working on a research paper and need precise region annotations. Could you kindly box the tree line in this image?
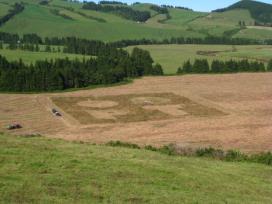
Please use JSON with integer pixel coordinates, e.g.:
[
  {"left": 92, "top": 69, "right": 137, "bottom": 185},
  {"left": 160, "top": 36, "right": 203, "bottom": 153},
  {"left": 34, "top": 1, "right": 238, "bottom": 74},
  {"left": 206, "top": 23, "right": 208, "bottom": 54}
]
[
  {"left": 150, "top": 5, "right": 168, "bottom": 14},
  {"left": 82, "top": 1, "right": 151, "bottom": 22},
  {"left": 177, "top": 59, "right": 272, "bottom": 74},
  {"left": 1, "top": 32, "right": 272, "bottom": 51},
  {"left": 150, "top": 5, "right": 171, "bottom": 23},
  {"left": 99, "top": 1, "right": 127, "bottom": 5},
  {"left": 0, "top": 47, "right": 163, "bottom": 92},
  {"left": 0, "top": 3, "right": 24, "bottom": 27},
  {"left": 112, "top": 36, "right": 272, "bottom": 47}
]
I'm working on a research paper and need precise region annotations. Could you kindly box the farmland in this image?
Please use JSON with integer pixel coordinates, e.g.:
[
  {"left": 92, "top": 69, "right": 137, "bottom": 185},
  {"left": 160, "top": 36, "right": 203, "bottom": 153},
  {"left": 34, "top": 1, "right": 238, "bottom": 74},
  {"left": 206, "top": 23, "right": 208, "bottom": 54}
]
[
  {"left": 126, "top": 44, "right": 272, "bottom": 74},
  {"left": 0, "top": 0, "right": 272, "bottom": 202},
  {"left": 1, "top": 73, "right": 272, "bottom": 153}
]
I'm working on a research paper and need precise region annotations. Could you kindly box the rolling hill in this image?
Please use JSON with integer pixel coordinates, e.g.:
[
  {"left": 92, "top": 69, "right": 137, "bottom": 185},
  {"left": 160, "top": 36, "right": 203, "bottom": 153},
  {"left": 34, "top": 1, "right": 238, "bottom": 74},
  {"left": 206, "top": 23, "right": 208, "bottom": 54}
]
[
  {"left": 0, "top": 0, "right": 271, "bottom": 41},
  {"left": 1, "top": 133, "right": 272, "bottom": 203},
  {"left": 214, "top": 0, "right": 272, "bottom": 25}
]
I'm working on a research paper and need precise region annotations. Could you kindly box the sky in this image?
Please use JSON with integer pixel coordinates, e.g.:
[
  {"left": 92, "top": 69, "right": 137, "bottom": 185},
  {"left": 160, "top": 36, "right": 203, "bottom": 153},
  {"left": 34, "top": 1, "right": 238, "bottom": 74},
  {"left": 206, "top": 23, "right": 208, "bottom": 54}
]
[{"left": 89, "top": 0, "right": 272, "bottom": 12}]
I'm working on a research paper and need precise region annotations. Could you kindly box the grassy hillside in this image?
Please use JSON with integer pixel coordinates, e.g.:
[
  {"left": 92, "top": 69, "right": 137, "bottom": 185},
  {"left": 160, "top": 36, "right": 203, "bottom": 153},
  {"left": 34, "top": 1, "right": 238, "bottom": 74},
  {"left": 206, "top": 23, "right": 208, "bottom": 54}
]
[
  {"left": 0, "top": 2, "right": 11, "bottom": 18},
  {"left": 214, "top": 0, "right": 272, "bottom": 24},
  {"left": 166, "top": 8, "right": 206, "bottom": 25},
  {"left": 126, "top": 44, "right": 272, "bottom": 74},
  {"left": 0, "top": 0, "right": 270, "bottom": 41},
  {"left": 0, "top": 0, "right": 203, "bottom": 41},
  {"left": 235, "top": 27, "right": 272, "bottom": 40},
  {"left": 189, "top": 9, "right": 254, "bottom": 36},
  {"left": 0, "top": 133, "right": 272, "bottom": 203}
]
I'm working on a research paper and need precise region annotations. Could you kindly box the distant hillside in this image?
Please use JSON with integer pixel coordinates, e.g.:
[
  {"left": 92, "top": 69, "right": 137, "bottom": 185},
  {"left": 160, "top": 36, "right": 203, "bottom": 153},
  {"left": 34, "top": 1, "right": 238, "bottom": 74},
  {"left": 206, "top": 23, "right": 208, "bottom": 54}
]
[
  {"left": 213, "top": 0, "right": 272, "bottom": 25},
  {"left": 0, "top": 0, "right": 271, "bottom": 41}
]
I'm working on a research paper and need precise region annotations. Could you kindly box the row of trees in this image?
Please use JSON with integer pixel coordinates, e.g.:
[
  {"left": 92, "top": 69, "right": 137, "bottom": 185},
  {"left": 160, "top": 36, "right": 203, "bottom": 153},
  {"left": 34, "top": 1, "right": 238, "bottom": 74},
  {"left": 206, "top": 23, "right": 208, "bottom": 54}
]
[
  {"left": 0, "top": 47, "right": 163, "bottom": 92},
  {"left": 82, "top": 2, "right": 151, "bottom": 22},
  {"left": 0, "top": 3, "right": 24, "bottom": 27},
  {"left": 150, "top": 5, "right": 168, "bottom": 14},
  {"left": 112, "top": 36, "right": 269, "bottom": 47},
  {"left": 2, "top": 32, "right": 272, "bottom": 50},
  {"left": 99, "top": 1, "right": 127, "bottom": 5},
  {"left": 177, "top": 59, "right": 271, "bottom": 74}
]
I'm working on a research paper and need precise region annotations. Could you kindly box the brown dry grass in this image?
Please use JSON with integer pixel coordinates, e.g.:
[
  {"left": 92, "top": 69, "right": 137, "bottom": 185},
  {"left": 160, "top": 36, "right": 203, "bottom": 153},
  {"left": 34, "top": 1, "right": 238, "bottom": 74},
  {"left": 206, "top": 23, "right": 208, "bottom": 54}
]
[
  {"left": 1, "top": 73, "right": 272, "bottom": 153},
  {"left": 52, "top": 93, "right": 223, "bottom": 124}
]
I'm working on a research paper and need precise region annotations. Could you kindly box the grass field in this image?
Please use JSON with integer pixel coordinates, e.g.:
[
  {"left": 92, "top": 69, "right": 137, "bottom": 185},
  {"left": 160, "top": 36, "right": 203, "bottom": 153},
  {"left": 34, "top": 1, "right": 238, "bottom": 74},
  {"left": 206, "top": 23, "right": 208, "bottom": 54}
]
[
  {"left": 0, "top": 0, "right": 270, "bottom": 41},
  {"left": 0, "top": 2, "right": 10, "bottom": 18},
  {"left": 166, "top": 8, "right": 206, "bottom": 25},
  {"left": 0, "top": 0, "right": 203, "bottom": 41},
  {"left": 126, "top": 44, "right": 272, "bottom": 74},
  {"left": 0, "top": 133, "right": 272, "bottom": 203},
  {"left": 188, "top": 9, "right": 254, "bottom": 36},
  {"left": 234, "top": 27, "right": 272, "bottom": 40},
  {"left": 0, "top": 48, "right": 89, "bottom": 64}
]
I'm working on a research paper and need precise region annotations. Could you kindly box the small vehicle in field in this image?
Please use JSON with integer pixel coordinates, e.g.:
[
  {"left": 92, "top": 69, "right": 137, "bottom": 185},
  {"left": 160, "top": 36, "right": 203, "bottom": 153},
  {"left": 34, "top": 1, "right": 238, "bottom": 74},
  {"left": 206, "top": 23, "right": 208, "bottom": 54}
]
[
  {"left": 52, "top": 108, "right": 62, "bottom": 117},
  {"left": 7, "top": 123, "right": 22, "bottom": 130}
]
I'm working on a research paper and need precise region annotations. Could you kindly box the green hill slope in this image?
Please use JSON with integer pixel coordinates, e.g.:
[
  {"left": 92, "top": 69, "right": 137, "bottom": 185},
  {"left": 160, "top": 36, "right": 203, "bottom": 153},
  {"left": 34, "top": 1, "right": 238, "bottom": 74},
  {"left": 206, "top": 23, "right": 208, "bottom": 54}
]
[
  {"left": 0, "top": 133, "right": 272, "bottom": 203},
  {"left": 214, "top": 0, "right": 272, "bottom": 24},
  {"left": 189, "top": 9, "right": 255, "bottom": 36},
  {"left": 0, "top": 0, "right": 203, "bottom": 41},
  {"left": 0, "top": 0, "right": 271, "bottom": 41}
]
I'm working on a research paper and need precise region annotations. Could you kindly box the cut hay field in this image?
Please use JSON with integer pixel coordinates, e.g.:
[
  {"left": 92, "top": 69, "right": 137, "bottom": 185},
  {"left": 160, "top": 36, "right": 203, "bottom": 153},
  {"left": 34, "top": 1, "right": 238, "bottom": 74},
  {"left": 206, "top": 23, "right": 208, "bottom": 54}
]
[
  {"left": 126, "top": 44, "right": 272, "bottom": 74},
  {"left": 1, "top": 73, "right": 272, "bottom": 153},
  {"left": 1, "top": 133, "right": 272, "bottom": 203}
]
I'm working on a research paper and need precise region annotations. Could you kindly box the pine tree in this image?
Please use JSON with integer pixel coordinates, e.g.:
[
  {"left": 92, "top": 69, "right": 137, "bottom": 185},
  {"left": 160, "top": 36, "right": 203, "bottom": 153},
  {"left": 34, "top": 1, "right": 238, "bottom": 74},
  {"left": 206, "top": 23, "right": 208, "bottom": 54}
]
[
  {"left": 152, "top": 63, "right": 164, "bottom": 75},
  {"left": 193, "top": 59, "right": 209, "bottom": 73},
  {"left": 267, "top": 60, "right": 272, "bottom": 72},
  {"left": 45, "top": 45, "right": 51, "bottom": 52},
  {"left": 182, "top": 60, "right": 192, "bottom": 73},
  {"left": 35, "top": 44, "right": 39, "bottom": 52},
  {"left": 176, "top": 67, "right": 183, "bottom": 75},
  {"left": 211, "top": 60, "right": 221, "bottom": 73}
]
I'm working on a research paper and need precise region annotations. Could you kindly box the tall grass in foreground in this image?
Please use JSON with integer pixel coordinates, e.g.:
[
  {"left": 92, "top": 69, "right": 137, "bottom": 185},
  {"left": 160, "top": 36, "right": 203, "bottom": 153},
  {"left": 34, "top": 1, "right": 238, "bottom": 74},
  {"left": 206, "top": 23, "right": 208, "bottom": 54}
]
[{"left": 1, "top": 133, "right": 272, "bottom": 203}]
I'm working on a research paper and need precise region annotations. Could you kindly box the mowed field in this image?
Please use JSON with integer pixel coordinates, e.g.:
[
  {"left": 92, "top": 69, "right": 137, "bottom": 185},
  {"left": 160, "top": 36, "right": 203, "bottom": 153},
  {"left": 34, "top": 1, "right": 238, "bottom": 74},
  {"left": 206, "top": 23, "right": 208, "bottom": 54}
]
[
  {"left": 126, "top": 44, "right": 272, "bottom": 74},
  {"left": 1, "top": 73, "right": 272, "bottom": 153}
]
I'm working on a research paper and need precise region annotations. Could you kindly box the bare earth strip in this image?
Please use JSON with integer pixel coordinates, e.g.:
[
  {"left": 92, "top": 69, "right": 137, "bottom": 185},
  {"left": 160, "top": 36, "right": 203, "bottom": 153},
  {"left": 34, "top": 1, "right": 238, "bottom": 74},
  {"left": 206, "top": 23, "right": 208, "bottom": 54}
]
[{"left": 1, "top": 73, "right": 272, "bottom": 153}]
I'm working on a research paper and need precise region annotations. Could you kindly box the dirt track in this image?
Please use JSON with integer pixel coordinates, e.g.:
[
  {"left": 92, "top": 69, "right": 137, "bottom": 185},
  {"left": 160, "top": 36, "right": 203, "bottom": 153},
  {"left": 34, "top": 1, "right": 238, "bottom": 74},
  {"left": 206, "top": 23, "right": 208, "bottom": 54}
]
[{"left": 1, "top": 73, "right": 272, "bottom": 153}]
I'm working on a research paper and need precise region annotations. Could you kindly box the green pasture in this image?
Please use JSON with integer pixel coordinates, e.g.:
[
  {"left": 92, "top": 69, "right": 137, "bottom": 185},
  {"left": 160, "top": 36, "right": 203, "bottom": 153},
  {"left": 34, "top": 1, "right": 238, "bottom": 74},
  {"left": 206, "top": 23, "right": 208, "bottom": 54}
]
[
  {"left": 0, "top": 0, "right": 269, "bottom": 41},
  {"left": 0, "top": 48, "right": 89, "bottom": 64},
  {"left": 0, "top": 133, "right": 272, "bottom": 203},
  {"left": 126, "top": 44, "right": 272, "bottom": 74}
]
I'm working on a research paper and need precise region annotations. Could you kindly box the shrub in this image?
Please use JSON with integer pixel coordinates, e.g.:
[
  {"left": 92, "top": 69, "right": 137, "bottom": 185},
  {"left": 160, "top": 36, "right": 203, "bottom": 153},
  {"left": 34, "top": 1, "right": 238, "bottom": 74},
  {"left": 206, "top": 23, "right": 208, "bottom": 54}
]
[
  {"left": 195, "top": 147, "right": 225, "bottom": 159},
  {"left": 106, "top": 141, "right": 140, "bottom": 149},
  {"left": 250, "top": 152, "right": 272, "bottom": 165},
  {"left": 157, "top": 144, "right": 177, "bottom": 156},
  {"left": 144, "top": 145, "right": 158, "bottom": 152},
  {"left": 225, "top": 150, "right": 248, "bottom": 162},
  {"left": 267, "top": 60, "right": 272, "bottom": 71}
]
